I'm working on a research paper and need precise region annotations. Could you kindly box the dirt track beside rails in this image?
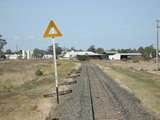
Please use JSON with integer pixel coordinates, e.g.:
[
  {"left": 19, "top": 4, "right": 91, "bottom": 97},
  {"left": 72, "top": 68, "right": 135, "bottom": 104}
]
[{"left": 47, "top": 62, "right": 158, "bottom": 120}]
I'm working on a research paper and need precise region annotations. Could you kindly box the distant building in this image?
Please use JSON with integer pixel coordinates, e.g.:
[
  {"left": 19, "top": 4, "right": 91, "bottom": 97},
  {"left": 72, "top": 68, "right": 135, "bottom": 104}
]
[
  {"left": 108, "top": 53, "right": 142, "bottom": 60},
  {"left": 104, "top": 50, "right": 118, "bottom": 59},
  {"left": 22, "top": 50, "right": 34, "bottom": 60},
  {"left": 43, "top": 54, "right": 53, "bottom": 59},
  {"left": 62, "top": 50, "right": 104, "bottom": 60},
  {"left": 105, "top": 50, "right": 118, "bottom": 55},
  {"left": 5, "top": 54, "right": 20, "bottom": 60}
]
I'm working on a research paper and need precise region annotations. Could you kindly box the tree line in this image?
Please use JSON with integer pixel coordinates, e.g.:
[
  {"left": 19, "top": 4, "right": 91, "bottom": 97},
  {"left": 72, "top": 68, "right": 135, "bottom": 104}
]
[
  {"left": 87, "top": 45, "right": 157, "bottom": 59},
  {"left": 0, "top": 35, "right": 63, "bottom": 58},
  {"left": 0, "top": 35, "right": 158, "bottom": 59}
]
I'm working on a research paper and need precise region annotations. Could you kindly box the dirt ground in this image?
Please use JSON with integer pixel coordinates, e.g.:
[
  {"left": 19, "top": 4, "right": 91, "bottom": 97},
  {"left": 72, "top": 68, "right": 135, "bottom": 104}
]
[{"left": 0, "top": 60, "right": 80, "bottom": 120}]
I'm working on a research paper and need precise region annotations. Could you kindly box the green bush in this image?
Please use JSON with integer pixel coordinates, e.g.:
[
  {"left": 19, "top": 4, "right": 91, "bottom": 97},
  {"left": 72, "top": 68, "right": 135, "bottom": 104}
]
[
  {"left": 77, "top": 55, "right": 89, "bottom": 61},
  {"left": 35, "top": 69, "right": 43, "bottom": 76}
]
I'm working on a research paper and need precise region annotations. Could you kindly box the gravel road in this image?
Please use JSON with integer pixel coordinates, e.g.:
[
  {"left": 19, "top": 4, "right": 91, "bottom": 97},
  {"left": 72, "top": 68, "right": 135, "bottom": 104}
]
[{"left": 47, "top": 62, "right": 158, "bottom": 120}]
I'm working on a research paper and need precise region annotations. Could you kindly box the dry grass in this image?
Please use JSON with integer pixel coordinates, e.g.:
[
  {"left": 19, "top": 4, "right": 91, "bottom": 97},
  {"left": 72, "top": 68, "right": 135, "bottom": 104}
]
[
  {"left": 0, "top": 60, "right": 80, "bottom": 120},
  {"left": 93, "top": 60, "right": 160, "bottom": 115},
  {"left": 106, "top": 60, "right": 160, "bottom": 75},
  {"left": 0, "top": 61, "right": 38, "bottom": 90}
]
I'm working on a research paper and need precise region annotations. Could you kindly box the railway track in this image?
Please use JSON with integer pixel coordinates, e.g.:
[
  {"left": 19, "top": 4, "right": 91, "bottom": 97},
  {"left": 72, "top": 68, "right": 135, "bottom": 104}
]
[
  {"left": 85, "top": 63, "right": 125, "bottom": 120},
  {"left": 86, "top": 65, "right": 96, "bottom": 120},
  {"left": 47, "top": 63, "right": 157, "bottom": 120}
]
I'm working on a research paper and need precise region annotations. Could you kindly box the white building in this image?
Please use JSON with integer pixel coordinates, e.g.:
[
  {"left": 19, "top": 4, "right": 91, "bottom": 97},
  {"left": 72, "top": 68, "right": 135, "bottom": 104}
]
[
  {"left": 43, "top": 54, "right": 53, "bottom": 59},
  {"left": 22, "top": 50, "right": 34, "bottom": 59},
  {"left": 109, "top": 53, "right": 142, "bottom": 60},
  {"left": 5, "top": 54, "right": 20, "bottom": 60},
  {"left": 63, "top": 50, "right": 103, "bottom": 60}
]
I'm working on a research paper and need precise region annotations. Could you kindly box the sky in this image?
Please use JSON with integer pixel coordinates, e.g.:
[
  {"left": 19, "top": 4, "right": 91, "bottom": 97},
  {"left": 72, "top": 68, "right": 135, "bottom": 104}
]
[{"left": 0, "top": 0, "right": 160, "bottom": 51}]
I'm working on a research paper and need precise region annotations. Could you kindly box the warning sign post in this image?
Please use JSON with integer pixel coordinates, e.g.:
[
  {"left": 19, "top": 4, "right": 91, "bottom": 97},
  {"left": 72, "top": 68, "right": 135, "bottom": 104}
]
[{"left": 43, "top": 20, "right": 63, "bottom": 104}]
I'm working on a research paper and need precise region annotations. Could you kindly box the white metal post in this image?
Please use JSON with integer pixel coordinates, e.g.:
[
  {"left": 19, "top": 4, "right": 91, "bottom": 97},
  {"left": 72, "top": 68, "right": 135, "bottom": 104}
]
[{"left": 52, "top": 38, "right": 59, "bottom": 104}]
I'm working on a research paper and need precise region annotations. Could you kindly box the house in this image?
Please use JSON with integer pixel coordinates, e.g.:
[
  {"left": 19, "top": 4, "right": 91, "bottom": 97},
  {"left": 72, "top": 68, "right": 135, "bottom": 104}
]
[{"left": 108, "top": 53, "right": 142, "bottom": 60}]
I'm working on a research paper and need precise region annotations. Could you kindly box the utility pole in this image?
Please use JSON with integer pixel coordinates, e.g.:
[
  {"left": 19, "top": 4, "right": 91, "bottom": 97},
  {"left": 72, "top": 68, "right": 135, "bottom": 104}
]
[{"left": 156, "top": 19, "right": 160, "bottom": 70}]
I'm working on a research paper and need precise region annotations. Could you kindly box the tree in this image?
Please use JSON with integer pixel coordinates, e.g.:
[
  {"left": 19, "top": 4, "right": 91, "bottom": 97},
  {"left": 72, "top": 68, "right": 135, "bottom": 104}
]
[
  {"left": 144, "top": 45, "right": 156, "bottom": 58},
  {"left": 5, "top": 49, "right": 12, "bottom": 54},
  {"left": 117, "top": 48, "right": 136, "bottom": 53},
  {"left": 138, "top": 45, "right": 156, "bottom": 59},
  {"left": 33, "top": 48, "right": 46, "bottom": 58},
  {"left": 70, "top": 47, "right": 76, "bottom": 51},
  {"left": 88, "top": 45, "right": 96, "bottom": 52},
  {"left": 110, "top": 48, "right": 116, "bottom": 51},
  {"left": 138, "top": 47, "right": 144, "bottom": 53},
  {"left": 16, "top": 50, "right": 22, "bottom": 55},
  {"left": 0, "top": 35, "right": 7, "bottom": 55},
  {"left": 47, "top": 43, "right": 62, "bottom": 56},
  {"left": 96, "top": 48, "right": 104, "bottom": 54}
]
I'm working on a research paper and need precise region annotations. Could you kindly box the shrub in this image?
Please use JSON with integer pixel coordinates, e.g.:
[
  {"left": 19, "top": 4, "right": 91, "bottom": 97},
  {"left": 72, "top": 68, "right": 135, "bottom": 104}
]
[
  {"left": 77, "top": 55, "right": 89, "bottom": 61},
  {"left": 35, "top": 69, "right": 43, "bottom": 76},
  {"left": 132, "top": 59, "right": 139, "bottom": 63}
]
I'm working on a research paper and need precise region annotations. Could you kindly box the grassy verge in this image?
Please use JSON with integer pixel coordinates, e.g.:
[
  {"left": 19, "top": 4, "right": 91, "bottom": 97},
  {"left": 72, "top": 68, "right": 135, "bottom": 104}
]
[
  {"left": 93, "top": 60, "right": 160, "bottom": 114},
  {"left": 0, "top": 60, "right": 80, "bottom": 120}
]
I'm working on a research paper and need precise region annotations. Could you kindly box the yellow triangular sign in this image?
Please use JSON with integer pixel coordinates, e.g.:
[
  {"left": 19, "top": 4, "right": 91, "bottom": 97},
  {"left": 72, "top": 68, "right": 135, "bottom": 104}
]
[{"left": 43, "top": 20, "right": 63, "bottom": 38}]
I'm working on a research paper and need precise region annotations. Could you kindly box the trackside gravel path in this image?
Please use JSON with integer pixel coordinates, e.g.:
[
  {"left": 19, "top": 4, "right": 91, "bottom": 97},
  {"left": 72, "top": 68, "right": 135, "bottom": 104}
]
[{"left": 47, "top": 63, "right": 157, "bottom": 120}]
